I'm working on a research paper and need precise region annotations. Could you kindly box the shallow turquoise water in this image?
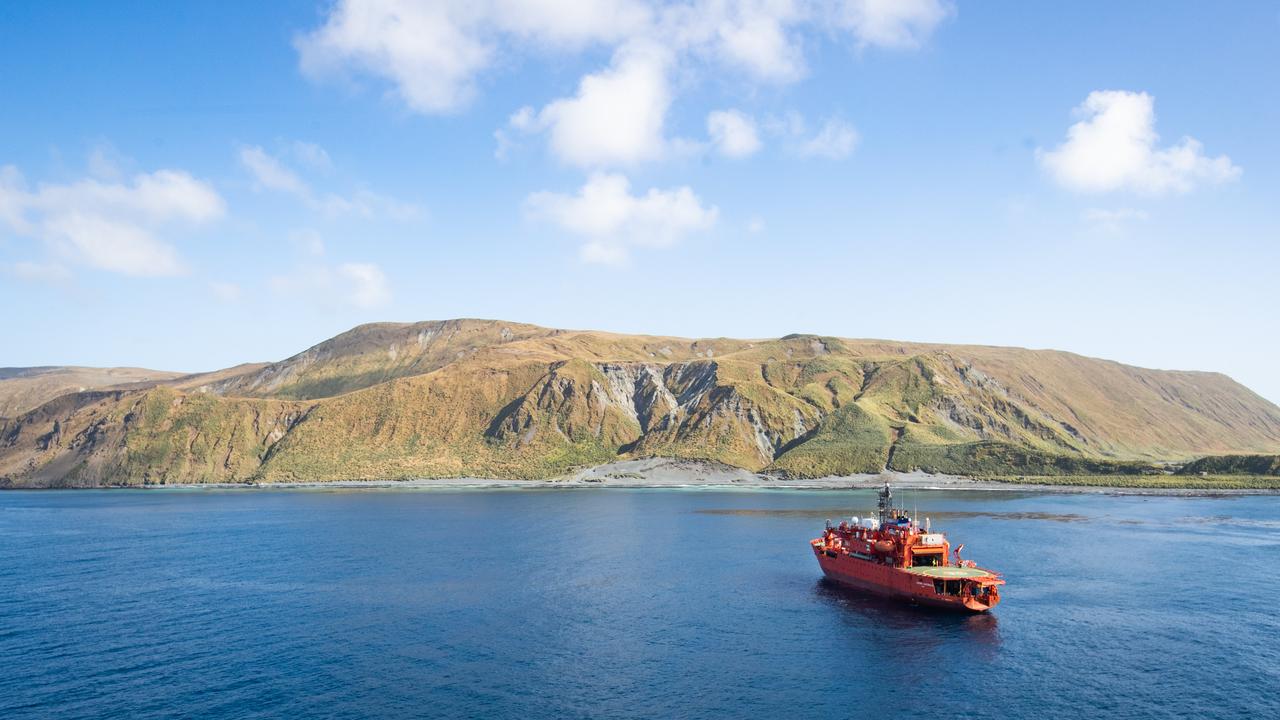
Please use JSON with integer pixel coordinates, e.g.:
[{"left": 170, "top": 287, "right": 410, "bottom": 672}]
[{"left": 1, "top": 488, "right": 1277, "bottom": 719}]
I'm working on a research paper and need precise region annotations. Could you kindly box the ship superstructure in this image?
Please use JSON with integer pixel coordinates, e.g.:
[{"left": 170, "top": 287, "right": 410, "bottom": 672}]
[{"left": 811, "top": 482, "right": 1004, "bottom": 612}]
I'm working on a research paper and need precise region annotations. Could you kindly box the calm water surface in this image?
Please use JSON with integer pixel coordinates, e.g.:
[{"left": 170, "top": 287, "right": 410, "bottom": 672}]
[{"left": 2, "top": 488, "right": 1277, "bottom": 719}]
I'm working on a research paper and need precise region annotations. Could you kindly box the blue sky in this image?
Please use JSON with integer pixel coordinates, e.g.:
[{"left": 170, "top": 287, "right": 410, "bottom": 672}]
[{"left": 1, "top": 1, "right": 1277, "bottom": 403}]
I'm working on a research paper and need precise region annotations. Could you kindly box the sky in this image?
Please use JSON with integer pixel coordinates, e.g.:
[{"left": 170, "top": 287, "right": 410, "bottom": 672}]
[{"left": 1, "top": 1, "right": 1277, "bottom": 403}]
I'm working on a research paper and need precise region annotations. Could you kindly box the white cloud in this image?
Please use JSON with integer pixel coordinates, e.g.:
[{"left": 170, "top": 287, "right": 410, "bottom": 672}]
[
  {"left": 303, "top": 2, "right": 953, "bottom": 169},
  {"left": 0, "top": 163, "right": 223, "bottom": 277},
  {"left": 523, "top": 42, "right": 674, "bottom": 167},
  {"left": 1038, "top": 91, "right": 1241, "bottom": 195},
  {"left": 45, "top": 213, "right": 185, "bottom": 276},
  {"left": 824, "top": 0, "right": 954, "bottom": 50},
  {"left": 338, "top": 262, "right": 392, "bottom": 308},
  {"left": 526, "top": 172, "right": 718, "bottom": 263},
  {"left": 493, "top": 106, "right": 535, "bottom": 159},
  {"left": 298, "top": 1, "right": 953, "bottom": 114},
  {"left": 670, "top": 0, "right": 808, "bottom": 82},
  {"left": 489, "top": 0, "right": 653, "bottom": 45},
  {"left": 707, "top": 109, "right": 762, "bottom": 158},
  {"left": 296, "top": 0, "right": 651, "bottom": 114},
  {"left": 296, "top": 1, "right": 492, "bottom": 115},
  {"left": 270, "top": 261, "right": 393, "bottom": 310},
  {"left": 238, "top": 143, "right": 422, "bottom": 219},
  {"left": 320, "top": 189, "right": 422, "bottom": 220},
  {"left": 240, "top": 145, "right": 309, "bottom": 196},
  {"left": 797, "top": 117, "right": 859, "bottom": 158},
  {"left": 269, "top": 229, "right": 391, "bottom": 311},
  {"left": 747, "top": 216, "right": 766, "bottom": 233},
  {"left": 290, "top": 141, "right": 333, "bottom": 171}
]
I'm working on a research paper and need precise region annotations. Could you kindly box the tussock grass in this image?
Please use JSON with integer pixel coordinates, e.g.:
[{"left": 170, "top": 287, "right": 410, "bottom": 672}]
[{"left": 990, "top": 474, "right": 1280, "bottom": 490}]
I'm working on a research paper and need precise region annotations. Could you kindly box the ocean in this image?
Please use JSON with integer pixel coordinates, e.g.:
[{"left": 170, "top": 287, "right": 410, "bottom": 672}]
[{"left": 1, "top": 487, "right": 1277, "bottom": 719}]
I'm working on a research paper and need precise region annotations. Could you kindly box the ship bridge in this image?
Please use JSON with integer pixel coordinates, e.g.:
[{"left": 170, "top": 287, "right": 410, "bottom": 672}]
[{"left": 903, "top": 566, "right": 994, "bottom": 580}]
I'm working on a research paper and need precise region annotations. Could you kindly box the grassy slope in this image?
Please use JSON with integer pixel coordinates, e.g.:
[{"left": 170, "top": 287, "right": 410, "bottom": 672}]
[
  {"left": 3, "top": 321, "right": 1279, "bottom": 486},
  {"left": 201, "top": 319, "right": 562, "bottom": 400},
  {"left": 0, "top": 366, "right": 183, "bottom": 418},
  {"left": 0, "top": 387, "right": 312, "bottom": 487}
]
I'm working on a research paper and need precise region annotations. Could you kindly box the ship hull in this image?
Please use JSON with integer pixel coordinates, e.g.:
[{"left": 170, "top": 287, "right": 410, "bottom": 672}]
[{"left": 814, "top": 548, "right": 995, "bottom": 613}]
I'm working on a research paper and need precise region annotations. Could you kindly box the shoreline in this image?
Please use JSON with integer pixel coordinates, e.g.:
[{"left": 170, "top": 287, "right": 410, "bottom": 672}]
[{"left": 12, "top": 458, "right": 1276, "bottom": 496}]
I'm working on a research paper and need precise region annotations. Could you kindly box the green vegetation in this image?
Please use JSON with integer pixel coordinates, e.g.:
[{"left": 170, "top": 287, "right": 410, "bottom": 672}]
[
  {"left": 769, "top": 402, "right": 892, "bottom": 476},
  {"left": 988, "top": 474, "right": 1280, "bottom": 490},
  {"left": 3, "top": 319, "right": 1279, "bottom": 488},
  {"left": 889, "top": 441, "right": 1157, "bottom": 477},
  {"left": 1176, "top": 454, "right": 1280, "bottom": 476}
]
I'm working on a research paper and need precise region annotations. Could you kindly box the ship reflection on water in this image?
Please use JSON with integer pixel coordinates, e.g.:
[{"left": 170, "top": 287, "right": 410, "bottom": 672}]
[{"left": 812, "top": 578, "right": 1002, "bottom": 653}]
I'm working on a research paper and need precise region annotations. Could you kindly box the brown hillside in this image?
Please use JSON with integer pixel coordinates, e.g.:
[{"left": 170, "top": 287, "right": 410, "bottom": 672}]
[
  {"left": 0, "top": 366, "right": 183, "bottom": 419},
  {"left": 2, "top": 320, "right": 1278, "bottom": 487}
]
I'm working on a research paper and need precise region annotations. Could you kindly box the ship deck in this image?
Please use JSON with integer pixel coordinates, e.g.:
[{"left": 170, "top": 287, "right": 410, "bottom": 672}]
[{"left": 903, "top": 566, "right": 994, "bottom": 579}]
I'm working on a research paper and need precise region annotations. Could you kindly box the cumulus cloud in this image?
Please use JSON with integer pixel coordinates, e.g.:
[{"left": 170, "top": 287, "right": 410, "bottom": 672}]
[
  {"left": 299, "top": 1, "right": 952, "bottom": 113},
  {"left": 301, "top": 2, "right": 952, "bottom": 168},
  {"left": 238, "top": 143, "right": 421, "bottom": 219},
  {"left": 707, "top": 109, "right": 762, "bottom": 158},
  {"left": 1038, "top": 91, "right": 1241, "bottom": 195},
  {"left": 296, "top": 0, "right": 651, "bottom": 114},
  {"left": 766, "top": 113, "right": 858, "bottom": 158},
  {"left": 824, "top": 0, "right": 955, "bottom": 50},
  {"left": 296, "top": 1, "right": 492, "bottom": 115},
  {"left": 669, "top": 0, "right": 808, "bottom": 82},
  {"left": 531, "top": 42, "right": 673, "bottom": 167},
  {"left": 525, "top": 172, "right": 718, "bottom": 263},
  {"left": 797, "top": 117, "right": 859, "bottom": 158},
  {"left": 0, "top": 164, "right": 224, "bottom": 277}
]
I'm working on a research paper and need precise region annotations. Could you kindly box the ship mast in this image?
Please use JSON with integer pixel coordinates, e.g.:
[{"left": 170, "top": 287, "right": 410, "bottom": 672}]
[{"left": 877, "top": 481, "right": 893, "bottom": 526}]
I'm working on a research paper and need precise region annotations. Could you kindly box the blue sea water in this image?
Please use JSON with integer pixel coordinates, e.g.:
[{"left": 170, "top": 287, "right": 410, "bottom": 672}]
[{"left": 1, "top": 487, "right": 1278, "bottom": 719}]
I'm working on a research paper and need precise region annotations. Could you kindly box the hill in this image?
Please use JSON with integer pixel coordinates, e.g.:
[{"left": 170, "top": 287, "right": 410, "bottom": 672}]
[
  {"left": 2, "top": 319, "right": 1279, "bottom": 487},
  {"left": 0, "top": 366, "right": 183, "bottom": 419}
]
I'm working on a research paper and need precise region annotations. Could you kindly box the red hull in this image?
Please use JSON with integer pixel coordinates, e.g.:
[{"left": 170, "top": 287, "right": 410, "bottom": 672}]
[{"left": 813, "top": 547, "right": 997, "bottom": 613}]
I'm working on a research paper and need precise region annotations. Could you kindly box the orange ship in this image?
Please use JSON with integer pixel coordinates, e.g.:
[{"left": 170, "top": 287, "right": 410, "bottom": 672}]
[{"left": 811, "top": 482, "right": 1004, "bottom": 612}]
